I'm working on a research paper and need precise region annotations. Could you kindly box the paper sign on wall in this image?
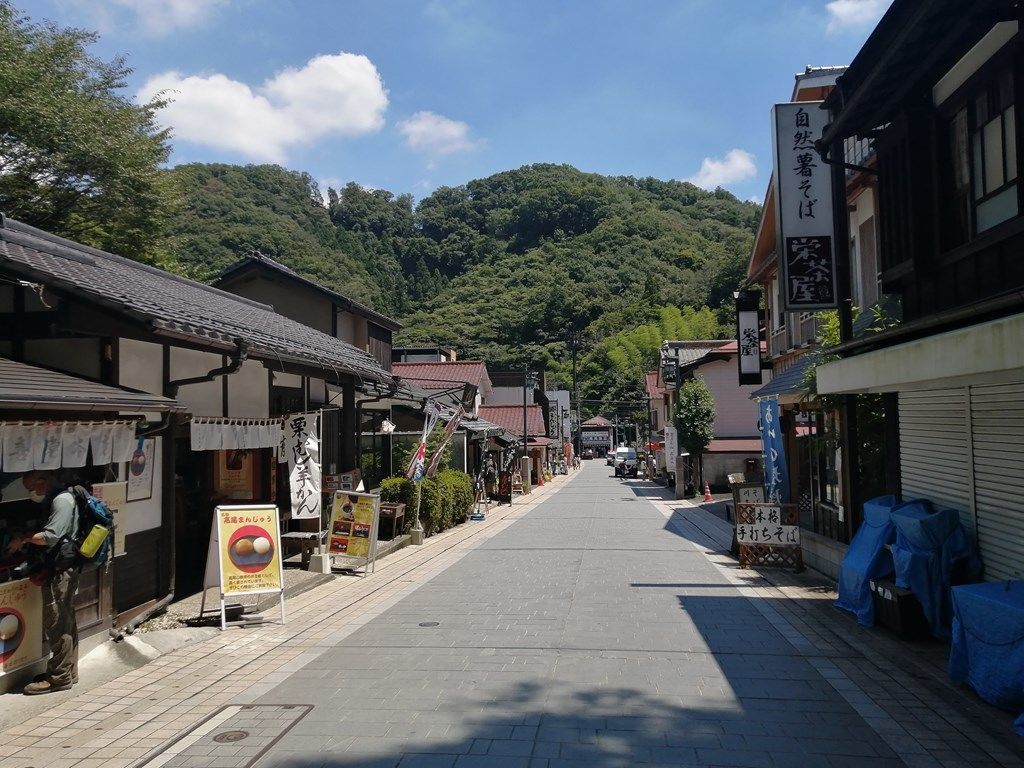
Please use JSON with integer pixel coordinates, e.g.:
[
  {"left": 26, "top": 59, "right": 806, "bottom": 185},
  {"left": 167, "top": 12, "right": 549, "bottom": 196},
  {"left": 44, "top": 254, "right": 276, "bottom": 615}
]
[{"left": 92, "top": 482, "right": 128, "bottom": 557}]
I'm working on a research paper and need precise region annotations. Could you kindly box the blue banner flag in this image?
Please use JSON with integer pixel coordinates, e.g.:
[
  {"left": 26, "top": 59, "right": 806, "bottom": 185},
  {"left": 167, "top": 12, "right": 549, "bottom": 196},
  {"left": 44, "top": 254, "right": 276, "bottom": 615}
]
[{"left": 759, "top": 398, "right": 790, "bottom": 503}]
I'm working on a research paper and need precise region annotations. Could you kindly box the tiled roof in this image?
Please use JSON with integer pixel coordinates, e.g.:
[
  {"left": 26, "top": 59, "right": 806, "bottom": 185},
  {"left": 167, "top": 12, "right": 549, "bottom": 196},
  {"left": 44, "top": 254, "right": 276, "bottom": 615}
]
[
  {"left": 0, "top": 357, "right": 181, "bottom": 412},
  {"left": 217, "top": 252, "right": 402, "bottom": 331},
  {"left": 665, "top": 339, "right": 766, "bottom": 374},
  {"left": 478, "top": 405, "right": 546, "bottom": 437},
  {"left": 392, "top": 361, "right": 493, "bottom": 397},
  {"left": 0, "top": 217, "right": 391, "bottom": 383},
  {"left": 750, "top": 353, "right": 814, "bottom": 400},
  {"left": 582, "top": 416, "right": 613, "bottom": 428},
  {"left": 664, "top": 340, "right": 732, "bottom": 366},
  {"left": 645, "top": 372, "right": 665, "bottom": 399}
]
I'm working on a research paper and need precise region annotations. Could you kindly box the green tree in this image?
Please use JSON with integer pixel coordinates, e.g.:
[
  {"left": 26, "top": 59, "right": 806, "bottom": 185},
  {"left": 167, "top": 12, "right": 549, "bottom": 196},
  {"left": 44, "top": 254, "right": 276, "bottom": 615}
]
[
  {"left": 0, "top": 2, "right": 174, "bottom": 262},
  {"left": 675, "top": 377, "right": 716, "bottom": 456}
]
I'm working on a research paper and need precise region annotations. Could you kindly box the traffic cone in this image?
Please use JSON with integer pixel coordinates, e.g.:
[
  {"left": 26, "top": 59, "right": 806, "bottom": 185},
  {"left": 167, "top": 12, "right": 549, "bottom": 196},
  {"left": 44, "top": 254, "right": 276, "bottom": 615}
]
[{"left": 703, "top": 481, "right": 713, "bottom": 503}]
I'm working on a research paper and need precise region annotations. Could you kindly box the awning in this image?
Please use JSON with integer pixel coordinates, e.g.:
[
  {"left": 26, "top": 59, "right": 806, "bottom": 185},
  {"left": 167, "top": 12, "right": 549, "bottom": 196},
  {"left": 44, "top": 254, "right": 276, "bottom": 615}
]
[
  {"left": 528, "top": 437, "right": 554, "bottom": 448},
  {"left": 0, "top": 357, "right": 180, "bottom": 412},
  {"left": 817, "top": 313, "right": 1024, "bottom": 394},
  {"left": 750, "top": 354, "right": 814, "bottom": 405}
]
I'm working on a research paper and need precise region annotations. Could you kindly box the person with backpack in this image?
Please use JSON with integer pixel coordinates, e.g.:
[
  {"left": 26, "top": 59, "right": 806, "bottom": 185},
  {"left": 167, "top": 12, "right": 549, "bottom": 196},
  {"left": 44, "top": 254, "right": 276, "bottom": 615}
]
[{"left": 5, "top": 470, "right": 81, "bottom": 695}]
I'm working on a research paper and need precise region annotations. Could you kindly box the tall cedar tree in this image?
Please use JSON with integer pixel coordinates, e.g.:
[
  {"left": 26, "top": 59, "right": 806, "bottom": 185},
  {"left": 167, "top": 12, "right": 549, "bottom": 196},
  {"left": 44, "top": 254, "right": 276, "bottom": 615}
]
[{"left": 0, "top": 2, "right": 174, "bottom": 262}]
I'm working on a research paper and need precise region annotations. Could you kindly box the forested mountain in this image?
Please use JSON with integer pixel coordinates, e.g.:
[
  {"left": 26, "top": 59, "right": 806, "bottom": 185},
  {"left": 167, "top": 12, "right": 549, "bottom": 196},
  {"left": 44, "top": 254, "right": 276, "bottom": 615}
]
[{"left": 167, "top": 162, "right": 760, "bottom": 411}]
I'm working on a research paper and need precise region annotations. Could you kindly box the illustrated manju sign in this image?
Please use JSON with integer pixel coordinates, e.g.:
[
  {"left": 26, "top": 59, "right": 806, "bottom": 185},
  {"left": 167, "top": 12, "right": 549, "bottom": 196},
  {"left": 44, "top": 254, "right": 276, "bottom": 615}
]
[{"left": 215, "top": 504, "right": 283, "bottom": 597}]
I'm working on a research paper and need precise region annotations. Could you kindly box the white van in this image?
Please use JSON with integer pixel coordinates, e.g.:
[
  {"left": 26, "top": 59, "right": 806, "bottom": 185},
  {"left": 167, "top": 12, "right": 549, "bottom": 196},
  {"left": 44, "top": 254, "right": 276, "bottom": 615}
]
[{"left": 613, "top": 446, "right": 638, "bottom": 477}]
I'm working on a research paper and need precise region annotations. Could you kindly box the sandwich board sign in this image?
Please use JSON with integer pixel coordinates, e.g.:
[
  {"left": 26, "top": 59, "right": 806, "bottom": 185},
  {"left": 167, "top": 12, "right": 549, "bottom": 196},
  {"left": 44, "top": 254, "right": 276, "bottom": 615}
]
[
  {"left": 326, "top": 491, "right": 381, "bottom": 576},
  {"left": 201, "top": 504, "right": 285, "bottom": 630}
]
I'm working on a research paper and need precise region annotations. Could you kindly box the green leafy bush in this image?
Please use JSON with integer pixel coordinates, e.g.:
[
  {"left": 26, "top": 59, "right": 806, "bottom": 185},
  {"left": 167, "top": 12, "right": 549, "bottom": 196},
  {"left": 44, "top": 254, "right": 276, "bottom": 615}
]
[
  {"left": 438, "top": 469, "right": 474, "bottom": 525},
  {"left": 419, "top": 478, "right": 442, "bottom": 536}
]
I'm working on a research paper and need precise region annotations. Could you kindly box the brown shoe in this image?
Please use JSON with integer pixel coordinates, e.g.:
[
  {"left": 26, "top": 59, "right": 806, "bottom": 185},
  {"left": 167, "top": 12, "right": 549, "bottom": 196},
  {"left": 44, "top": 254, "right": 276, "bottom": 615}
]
[{"left": 23, "top": 677, "right": 72, "bottom": 695}]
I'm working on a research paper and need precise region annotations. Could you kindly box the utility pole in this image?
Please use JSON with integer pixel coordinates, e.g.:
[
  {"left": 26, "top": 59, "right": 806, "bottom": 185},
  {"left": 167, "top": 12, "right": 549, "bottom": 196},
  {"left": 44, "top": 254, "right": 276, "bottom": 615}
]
[{"left": 569, "top": 330, "right": 583, "bottom": 457}]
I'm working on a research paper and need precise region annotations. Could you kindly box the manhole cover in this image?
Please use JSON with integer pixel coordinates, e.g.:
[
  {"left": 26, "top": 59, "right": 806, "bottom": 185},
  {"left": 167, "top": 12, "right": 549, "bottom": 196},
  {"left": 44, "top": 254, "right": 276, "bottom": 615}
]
[
  {"left": 418, "top": 621, "right": 440, "bottom": 627},
  {"left": 213, "top": 730, "right": 249, "bottom": 743},
  {"left": 135, "top": 704, "right": 311, "bottom": 767}
]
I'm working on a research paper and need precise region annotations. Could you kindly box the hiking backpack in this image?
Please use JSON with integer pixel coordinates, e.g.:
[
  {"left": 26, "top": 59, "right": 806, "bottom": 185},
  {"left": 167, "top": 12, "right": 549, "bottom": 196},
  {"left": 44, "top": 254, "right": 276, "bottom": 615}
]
[{"left": 68, "top": 486, "right": 114, "bottom": 566}]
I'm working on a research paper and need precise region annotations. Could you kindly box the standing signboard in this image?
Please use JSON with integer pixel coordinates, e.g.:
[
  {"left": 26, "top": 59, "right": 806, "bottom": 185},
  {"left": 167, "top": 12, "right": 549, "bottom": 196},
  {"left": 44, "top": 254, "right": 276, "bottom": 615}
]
[
  {"left": 735, "top": 502, "right": 802, "bottom": 571},
  {"left": 326, "top": 491, "right": 381, "bottom": 575},
  {"left": 771, "top": 101, "right": 838, "bottom": 311},
  {"left": 202, "top": 504, "right": 285, "bottom": 630},
  {"left": 0, "top": 578, "right": 42, "bottom": 677}
]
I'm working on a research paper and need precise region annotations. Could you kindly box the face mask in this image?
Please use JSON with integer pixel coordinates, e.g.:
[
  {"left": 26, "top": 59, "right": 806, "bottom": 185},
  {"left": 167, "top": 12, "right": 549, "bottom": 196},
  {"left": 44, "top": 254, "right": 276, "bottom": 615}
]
[{"left": 29, "top": 491, "right": 46, "bottom": 504}]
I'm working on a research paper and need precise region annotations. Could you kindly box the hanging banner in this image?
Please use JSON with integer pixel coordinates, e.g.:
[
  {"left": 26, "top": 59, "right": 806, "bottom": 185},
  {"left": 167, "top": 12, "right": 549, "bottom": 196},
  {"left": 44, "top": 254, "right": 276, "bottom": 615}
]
[
  {"left": 285, "top": 412, "right": 321, "bottom": 520},
  {"left": 214, "top": 504, "right": 283, "bottom": 596},
  {"left": 0, "top": 578, "right": 43, "bottom": 675},
  {"left": 735, "top": 289, "right": 763, "bottom": 386},
  {"left": 771, "top": 101, "right": 838, "bottom": 311},
  {"left": 426, "top": 407, "right": 465, "bottom": 478},
  {"left": 406, "top": 402, "right": 443, "bottom": 482},
  {"left": 759, "top": 398, "right": 790, "bottom": 503},
  {"left": 326, "top": 491, "right": 381, "bottom": 564}
]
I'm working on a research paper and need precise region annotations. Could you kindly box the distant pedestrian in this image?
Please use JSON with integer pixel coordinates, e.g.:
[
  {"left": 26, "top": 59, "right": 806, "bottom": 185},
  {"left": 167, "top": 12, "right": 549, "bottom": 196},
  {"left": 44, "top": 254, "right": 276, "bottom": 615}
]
[{"left": 483, "top": 455, "right": 497, "bottom": 499}]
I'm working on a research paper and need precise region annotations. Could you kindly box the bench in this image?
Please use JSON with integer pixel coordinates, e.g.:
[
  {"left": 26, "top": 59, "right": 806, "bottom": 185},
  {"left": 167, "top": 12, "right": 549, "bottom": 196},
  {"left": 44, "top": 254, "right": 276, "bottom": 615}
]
[{"left": 280, "top": 531, "right": 320, "bottom": 569}]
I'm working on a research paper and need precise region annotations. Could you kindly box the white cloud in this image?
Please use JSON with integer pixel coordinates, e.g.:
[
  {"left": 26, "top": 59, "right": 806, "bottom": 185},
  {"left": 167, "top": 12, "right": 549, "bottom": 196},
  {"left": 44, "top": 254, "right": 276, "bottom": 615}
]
[
  {"left": 138, "top": 53, "right": 389, "bottom": 163},
  {"left": 685, "top": 149, "right": 757, "bottom": 190},
  {"left": 71, "top": 0, "right": 228, "bottom": 36},
  {"left": 825, "top": 0, "right": 891, "bottom": 34},
  {"left": 397, "top": 111, "right": 479, "bottom": 157}
]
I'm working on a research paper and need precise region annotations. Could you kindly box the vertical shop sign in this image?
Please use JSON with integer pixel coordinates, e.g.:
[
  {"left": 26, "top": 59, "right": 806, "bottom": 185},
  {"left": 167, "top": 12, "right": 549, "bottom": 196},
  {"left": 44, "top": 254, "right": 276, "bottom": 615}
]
[
  {"left": 735, "top": 289, "right": 763, "bottom": 385},
  {"left": 772, "top": 101, "right": 838, "bottom": 310},
  {"left": 286, "top": 412, "right": 321, "bottom": 520},
  {"left": 759, "top": 398, "right": 790, "bottom": 503}
]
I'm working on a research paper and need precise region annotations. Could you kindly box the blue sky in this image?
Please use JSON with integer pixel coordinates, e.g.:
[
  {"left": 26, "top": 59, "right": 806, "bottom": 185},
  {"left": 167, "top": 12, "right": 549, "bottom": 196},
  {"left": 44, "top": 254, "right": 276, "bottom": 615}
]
[{"left": 22, "top": 0, "right": 890, "bottom": 202}]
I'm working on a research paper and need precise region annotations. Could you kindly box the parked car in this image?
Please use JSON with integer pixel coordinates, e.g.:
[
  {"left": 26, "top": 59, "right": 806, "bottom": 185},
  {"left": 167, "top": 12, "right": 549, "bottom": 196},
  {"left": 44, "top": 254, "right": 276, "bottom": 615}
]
[{"left": 582, "top": 447, "right": 595, "bottom": 459}]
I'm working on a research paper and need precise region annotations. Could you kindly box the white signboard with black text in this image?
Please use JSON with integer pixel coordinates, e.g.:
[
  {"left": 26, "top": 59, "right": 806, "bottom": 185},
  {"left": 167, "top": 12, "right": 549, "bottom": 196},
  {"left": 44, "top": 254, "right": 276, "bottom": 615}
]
[{"left": 771, "top": 101, "right": 838, "bottom": 311}]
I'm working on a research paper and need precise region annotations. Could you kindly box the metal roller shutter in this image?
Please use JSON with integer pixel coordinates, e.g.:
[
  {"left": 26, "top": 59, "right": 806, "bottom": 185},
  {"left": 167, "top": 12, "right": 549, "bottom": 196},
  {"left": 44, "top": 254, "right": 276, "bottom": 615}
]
[
  {"left": 970, "top": 382, "right": 1024, "bottom": 581},
  {"left": 899, "top": 389, "right": 972, "bottom": 523}
]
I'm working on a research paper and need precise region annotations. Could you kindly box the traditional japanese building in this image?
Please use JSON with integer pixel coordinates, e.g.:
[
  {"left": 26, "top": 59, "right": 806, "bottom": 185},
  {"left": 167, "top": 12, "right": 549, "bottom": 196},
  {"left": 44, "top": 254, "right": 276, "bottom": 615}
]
[
  {"left": 0, "top": 216, "right": 394, "bottom": 674},
  {"left": 814, "top": 0, "right": 1024, "bottom": 581}
]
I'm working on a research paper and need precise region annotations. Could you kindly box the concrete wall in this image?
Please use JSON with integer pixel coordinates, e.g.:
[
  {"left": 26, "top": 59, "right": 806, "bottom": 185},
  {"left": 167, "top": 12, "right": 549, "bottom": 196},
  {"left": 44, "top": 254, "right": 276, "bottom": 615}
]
[
  {"left": 227, "top": 359, "right": 270, "bottom": 417},
  {"left": 702, "top": 452, "right": 761, "bottom": 490},
  {"left": 801, "top": 530, "right": 848, "bottom": 582}
]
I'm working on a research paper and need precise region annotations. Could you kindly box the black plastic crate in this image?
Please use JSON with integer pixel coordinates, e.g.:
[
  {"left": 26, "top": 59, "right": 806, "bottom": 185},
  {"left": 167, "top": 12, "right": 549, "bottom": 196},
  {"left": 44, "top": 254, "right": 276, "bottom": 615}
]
[{"left": 869, "top": 577, "right": 931, "bottom": 640}]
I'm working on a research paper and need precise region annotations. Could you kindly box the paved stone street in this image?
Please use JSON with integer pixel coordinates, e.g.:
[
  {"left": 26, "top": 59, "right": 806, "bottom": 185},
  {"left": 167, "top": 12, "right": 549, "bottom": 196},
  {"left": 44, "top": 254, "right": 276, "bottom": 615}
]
[{"left": 3, "top": 463, "right": 1024, "bottom": 768}]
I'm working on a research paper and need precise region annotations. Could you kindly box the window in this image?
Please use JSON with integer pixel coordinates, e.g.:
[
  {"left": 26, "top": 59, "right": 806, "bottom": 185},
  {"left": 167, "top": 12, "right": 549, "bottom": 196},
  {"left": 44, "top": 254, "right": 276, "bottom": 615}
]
[{"left": 943, "top": 65, "right": 1020, "bottom": 248}]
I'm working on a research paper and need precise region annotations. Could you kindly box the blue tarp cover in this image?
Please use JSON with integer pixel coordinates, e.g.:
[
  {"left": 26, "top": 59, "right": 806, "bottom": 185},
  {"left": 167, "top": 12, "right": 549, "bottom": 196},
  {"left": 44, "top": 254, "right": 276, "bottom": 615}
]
[
  {"left": 891, "top": 501, "right": 980, "bottom": 638},
  {"left": 950, "top": 581, "right": 1024, "bottom": 735},
  {"left": 835, "top": 495, "right": 897, "bottom": 626}
]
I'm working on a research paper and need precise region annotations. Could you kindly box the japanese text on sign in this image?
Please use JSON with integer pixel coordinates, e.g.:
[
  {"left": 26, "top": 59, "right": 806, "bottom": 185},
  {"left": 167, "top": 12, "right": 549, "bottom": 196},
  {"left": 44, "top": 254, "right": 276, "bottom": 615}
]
[
  {"left": 286, "top": 412, "right": 321, "bottom": 520},
  {"left": 771, "top": 101, "right": 838, "bottom": 310}
]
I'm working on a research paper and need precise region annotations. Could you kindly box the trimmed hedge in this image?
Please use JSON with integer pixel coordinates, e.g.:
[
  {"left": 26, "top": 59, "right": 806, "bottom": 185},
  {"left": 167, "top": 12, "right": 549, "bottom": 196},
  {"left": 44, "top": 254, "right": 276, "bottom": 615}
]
[{"left": 378, "top": 470, "right": 475, "bottom": 537}]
